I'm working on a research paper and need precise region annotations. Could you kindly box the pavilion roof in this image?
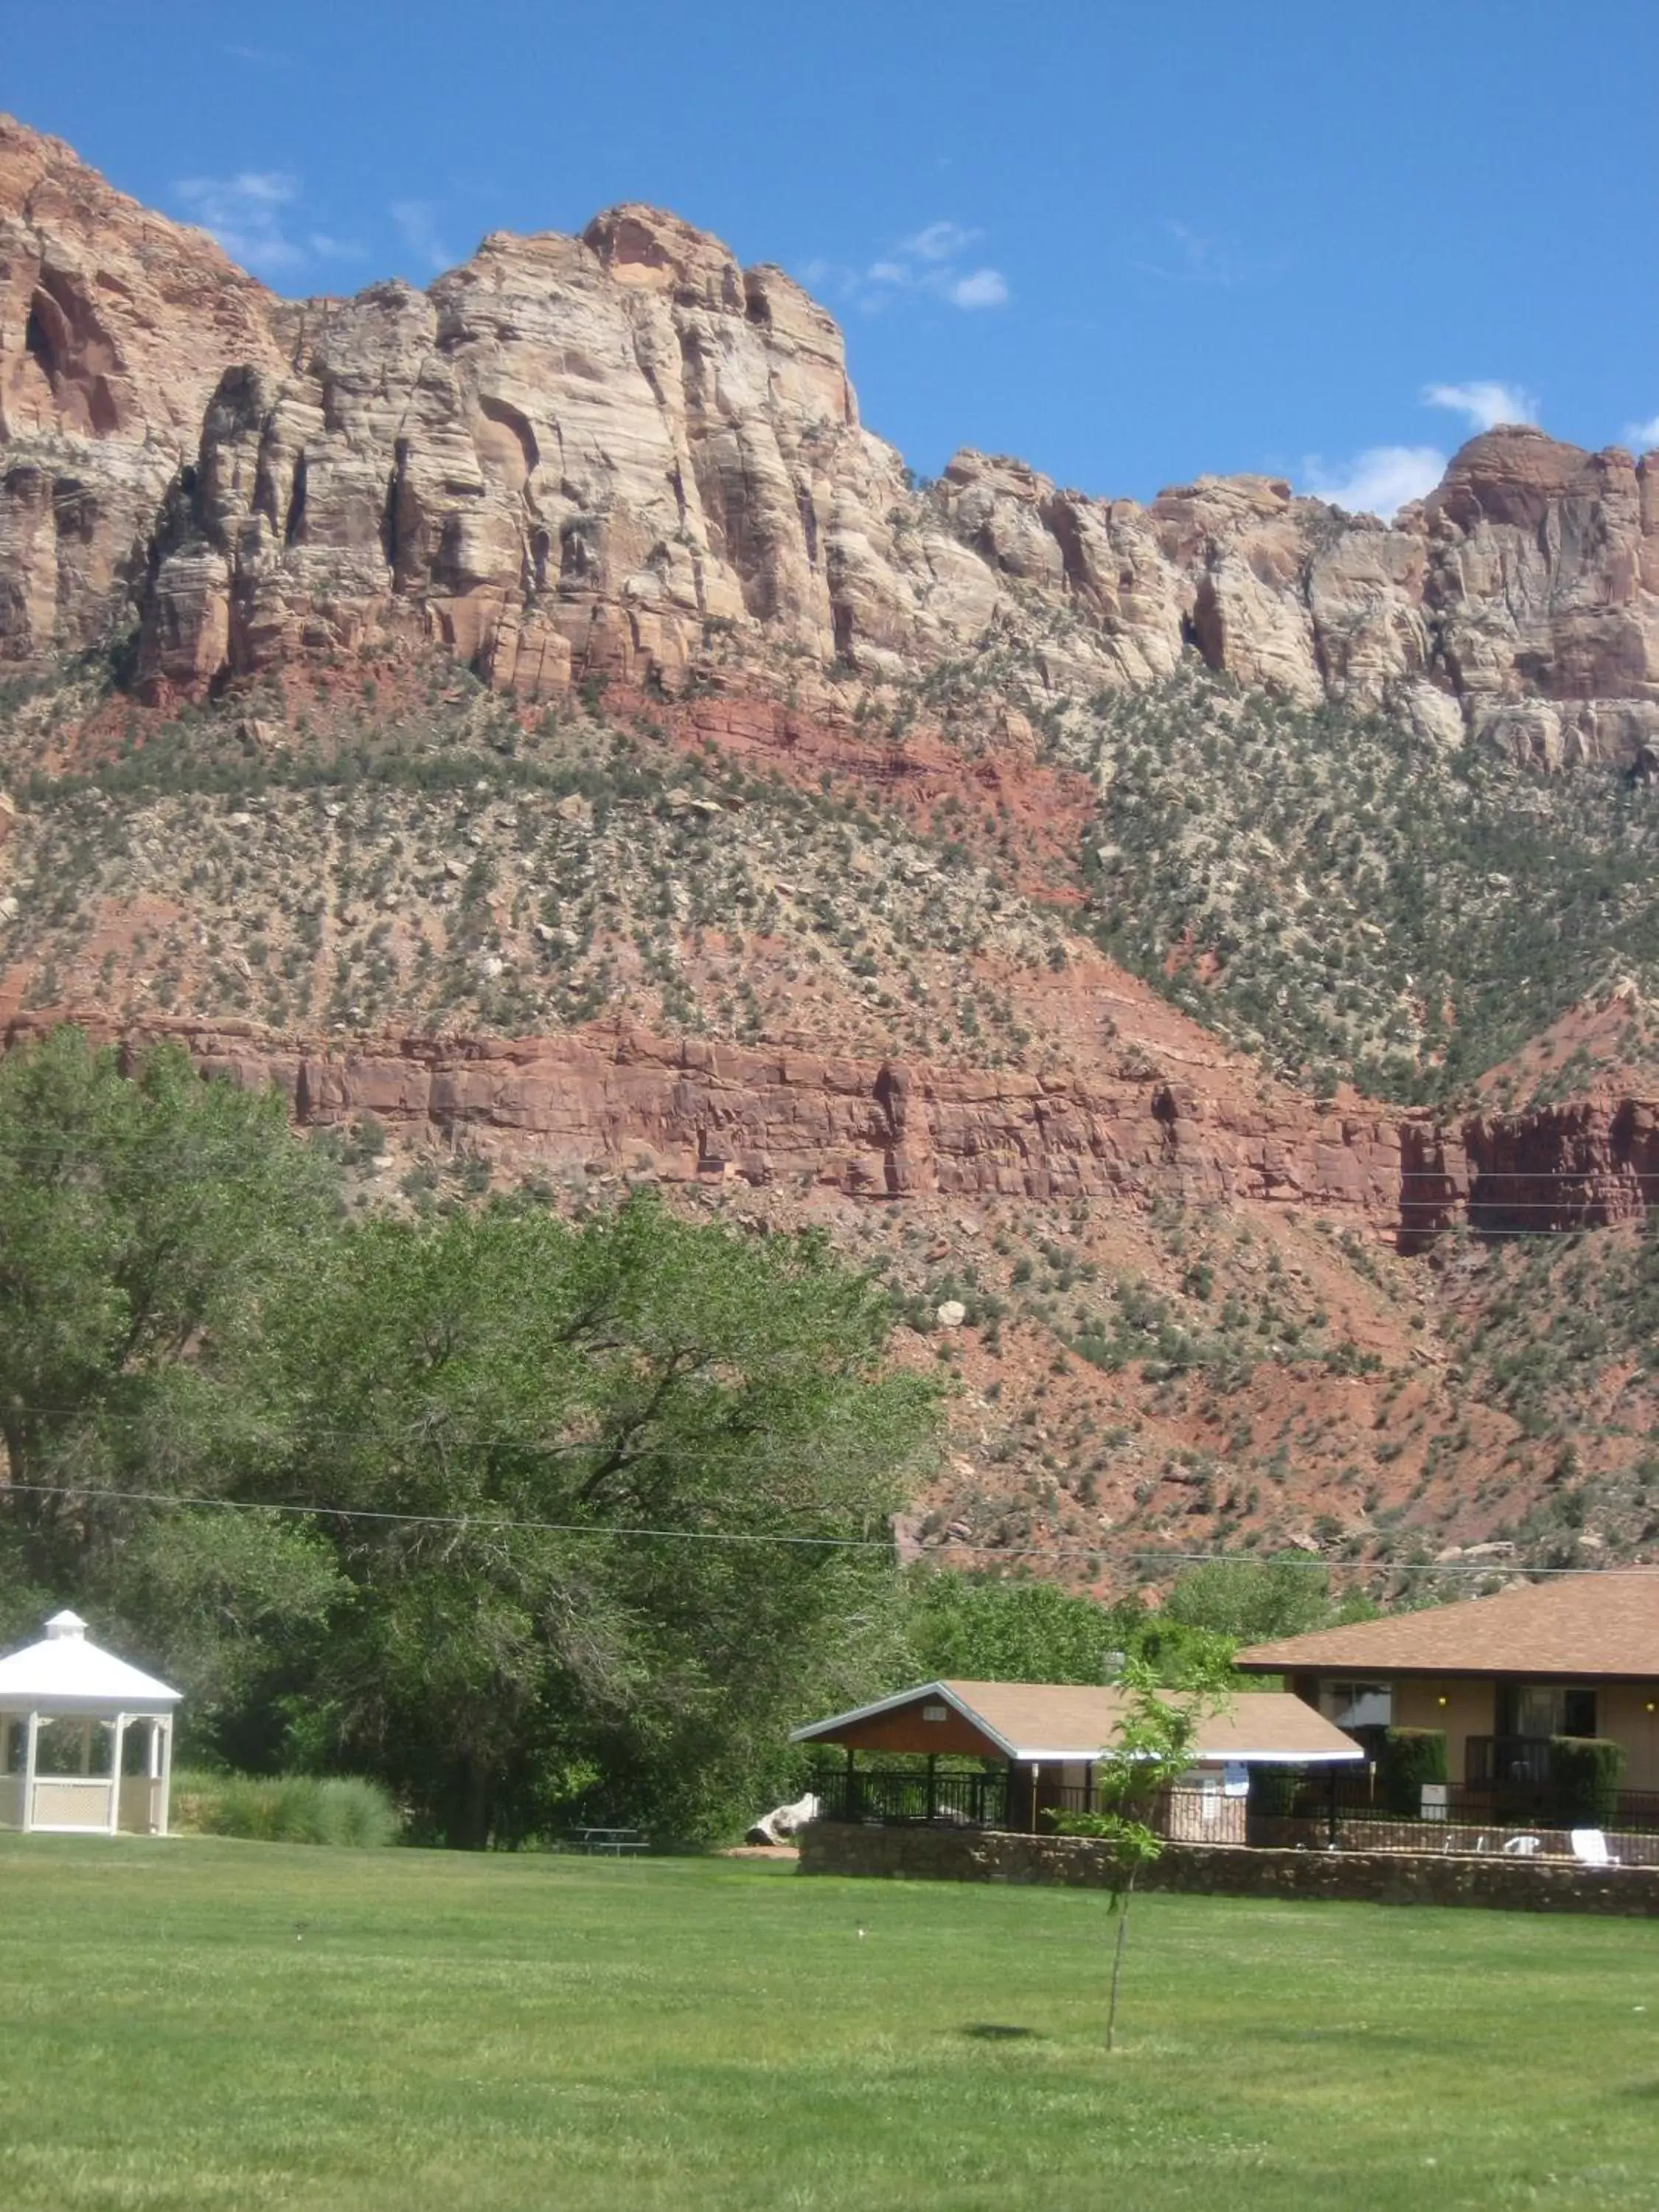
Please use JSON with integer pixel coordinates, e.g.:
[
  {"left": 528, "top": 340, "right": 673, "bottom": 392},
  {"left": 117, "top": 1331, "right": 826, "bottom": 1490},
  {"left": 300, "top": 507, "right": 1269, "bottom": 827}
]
[
  {"left": 0, "top": 1611, "right": 181, "bottom": 1714},
  {"left": 790, "top": 1680, "right": 1362, "bottom": 1764}
]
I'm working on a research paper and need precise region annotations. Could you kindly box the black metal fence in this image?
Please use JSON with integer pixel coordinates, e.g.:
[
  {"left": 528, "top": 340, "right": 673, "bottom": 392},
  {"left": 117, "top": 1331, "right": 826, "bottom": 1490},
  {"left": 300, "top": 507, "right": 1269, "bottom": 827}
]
[
  {"left": 808, "top": 1763, "right": 1659, "bottom": 1862},
  {"left": 812, "top": 1767, "right": 1008, "bottom": 1828},
  {"left": 807, "top": 1770, "right": 1231, "bottom": 1838},
  {"left": 1259, "top": 1773, "right": 1659, "bottom": 1863}
]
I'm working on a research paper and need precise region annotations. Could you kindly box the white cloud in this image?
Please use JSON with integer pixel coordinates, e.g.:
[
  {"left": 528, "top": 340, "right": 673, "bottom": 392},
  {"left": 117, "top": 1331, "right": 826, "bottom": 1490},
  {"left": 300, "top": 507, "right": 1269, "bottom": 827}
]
[
  {"left": 172, "top": 172, "right": 359, "bottom": 281},
  {"left": 392, "top": 200, "right": 455, "bottom": 275},
  {"left": 1303, "top": 445, "right": 1447, "bottom": 520},
  {"left": 1129, "top": 219, "right": 1276, "bottom": 289},
  {"left": 901, "top": 220, "right": 978, "bottom": 262},
  {"left": 830, "top": 220, "right": 1008, "bottom": 314},
  {"left": 1624, "top": 413, "right": 1659, "bottom": 451},
  {"left": 173, "top": 171, "right": 306, "bottom": 276},
  {"left": 945, "top": 268, "right": 1009, "bottom": 310},
  {"left": 1422, "top": 380, "right": 1537, "bottom": 433},
  {"left": 804, "top": 221, "right": 1007, "bottom": 315}
]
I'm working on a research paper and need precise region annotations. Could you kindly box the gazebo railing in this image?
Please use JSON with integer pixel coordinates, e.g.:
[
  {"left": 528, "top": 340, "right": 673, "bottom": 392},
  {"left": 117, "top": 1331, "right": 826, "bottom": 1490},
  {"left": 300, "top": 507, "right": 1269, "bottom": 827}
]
[{"left": 27, "top": 1775, "right": 119, "bottom": 1831}]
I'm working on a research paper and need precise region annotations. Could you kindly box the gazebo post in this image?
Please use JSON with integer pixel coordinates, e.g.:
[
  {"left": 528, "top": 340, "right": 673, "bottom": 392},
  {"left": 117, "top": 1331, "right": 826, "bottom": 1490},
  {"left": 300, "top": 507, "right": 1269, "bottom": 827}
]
[
  {"left": 156, "top": 1714, "right": 174, "bottom": 1838},
  {"left": 107, "top": 1713, "right": 128, "bottom": 1835},
  {"left": 20, "top": 1709, "right": 40, "bottom": 1834}
]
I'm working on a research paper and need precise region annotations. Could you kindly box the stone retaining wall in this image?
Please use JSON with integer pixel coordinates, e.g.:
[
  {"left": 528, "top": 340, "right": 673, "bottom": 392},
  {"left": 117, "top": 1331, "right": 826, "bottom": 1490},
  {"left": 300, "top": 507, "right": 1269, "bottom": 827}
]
[{"left": 798, "top": 1821, "right": 1659, "bottom": 1916}]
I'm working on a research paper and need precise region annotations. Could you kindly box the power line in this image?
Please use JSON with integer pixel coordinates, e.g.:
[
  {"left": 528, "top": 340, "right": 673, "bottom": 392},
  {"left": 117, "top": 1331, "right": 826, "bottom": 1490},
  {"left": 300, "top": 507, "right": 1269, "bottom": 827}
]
[{"left": 1, "top": 1481, "right": 1653, "bottom": 1577}]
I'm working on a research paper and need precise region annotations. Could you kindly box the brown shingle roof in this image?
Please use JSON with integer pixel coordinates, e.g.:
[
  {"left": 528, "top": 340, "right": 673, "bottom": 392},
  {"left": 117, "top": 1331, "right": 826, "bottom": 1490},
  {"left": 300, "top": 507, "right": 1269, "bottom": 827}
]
[
  {"left": 792, "top": 1680, "right": 1362, "bottom": 1762},
  {"left": 1235, "top": 1573, "right": 1659, "bottom": 1680}
]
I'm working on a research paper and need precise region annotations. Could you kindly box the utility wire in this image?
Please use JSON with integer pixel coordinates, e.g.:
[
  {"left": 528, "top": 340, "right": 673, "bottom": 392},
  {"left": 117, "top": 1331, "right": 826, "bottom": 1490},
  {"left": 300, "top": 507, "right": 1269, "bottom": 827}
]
[{"left": 1, "top": 1480, "right": 1654, "bottom": 1576}]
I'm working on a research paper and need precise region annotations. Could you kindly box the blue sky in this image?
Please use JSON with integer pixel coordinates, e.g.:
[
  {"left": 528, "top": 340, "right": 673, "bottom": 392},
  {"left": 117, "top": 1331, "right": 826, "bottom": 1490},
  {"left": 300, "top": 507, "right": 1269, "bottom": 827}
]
[{"left": 10, "top": 1, "right": 1657, "bottom": 513}]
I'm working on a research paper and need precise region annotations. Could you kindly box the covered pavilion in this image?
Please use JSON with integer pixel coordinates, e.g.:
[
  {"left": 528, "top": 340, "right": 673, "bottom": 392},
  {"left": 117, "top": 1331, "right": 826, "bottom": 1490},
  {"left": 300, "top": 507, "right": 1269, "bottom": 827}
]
[
  {"left": 0, "top": 1610, "right": 180, "bottom": 1836},
  {"left": 793, "top": 1678, "right": 1363, "bottom": 1832}
]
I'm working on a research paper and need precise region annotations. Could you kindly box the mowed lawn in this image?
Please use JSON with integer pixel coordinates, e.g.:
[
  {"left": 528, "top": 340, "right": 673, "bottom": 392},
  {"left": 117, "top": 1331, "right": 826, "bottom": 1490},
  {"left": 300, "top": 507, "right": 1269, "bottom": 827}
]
[{"left": 3, "top": 1840, "right": 1658, "bottom": 2211}]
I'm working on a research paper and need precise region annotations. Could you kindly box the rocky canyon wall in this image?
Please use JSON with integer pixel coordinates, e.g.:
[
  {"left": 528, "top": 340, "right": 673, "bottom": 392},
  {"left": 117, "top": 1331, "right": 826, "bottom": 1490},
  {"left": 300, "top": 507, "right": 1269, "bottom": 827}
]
[
  {"left": 10, "top": 1009, "right": 1649, "bottom": 1244},
  {"left": 2, "top": 1009, "right": 1413, "bottom": 1217},
  {"left": 4, "top": 116, "right": 1659, "bottom": 768}
]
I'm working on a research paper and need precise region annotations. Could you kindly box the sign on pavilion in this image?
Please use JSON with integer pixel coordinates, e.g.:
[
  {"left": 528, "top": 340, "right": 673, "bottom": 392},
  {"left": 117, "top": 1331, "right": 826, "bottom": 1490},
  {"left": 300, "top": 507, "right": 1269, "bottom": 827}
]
[{"left": 0, "top": 1610, "right": 181, "bottom": 1836}]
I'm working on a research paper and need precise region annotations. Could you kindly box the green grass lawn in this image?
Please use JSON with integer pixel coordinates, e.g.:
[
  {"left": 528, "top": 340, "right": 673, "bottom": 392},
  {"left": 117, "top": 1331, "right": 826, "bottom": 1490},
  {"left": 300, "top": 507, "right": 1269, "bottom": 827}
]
[{"left": 3, "top": 1838, "right": 1657, "bottom": 2211}]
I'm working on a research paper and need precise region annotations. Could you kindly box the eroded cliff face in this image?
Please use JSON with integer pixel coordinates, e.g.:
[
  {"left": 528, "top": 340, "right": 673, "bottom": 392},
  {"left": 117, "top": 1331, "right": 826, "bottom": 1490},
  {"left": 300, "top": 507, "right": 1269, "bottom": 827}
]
[
  {"left": 0, "top": 1009, "right": 1413, "bottom": 1214},
  {"left": 4, "top": 116, "right": 1659, "bottom": 766},
  {"left": 0, "top": 119, "right": 285, "bottom": 664},
  {"left": 16, "top": 1006, "right": 1652, "bottom": 1255},
  {"left": 15, "top": 1006, "right": 1655, "bottom": 1251},
  {"left": 1401, "top": 1102, "right": 1659, "bottom": 1244}
]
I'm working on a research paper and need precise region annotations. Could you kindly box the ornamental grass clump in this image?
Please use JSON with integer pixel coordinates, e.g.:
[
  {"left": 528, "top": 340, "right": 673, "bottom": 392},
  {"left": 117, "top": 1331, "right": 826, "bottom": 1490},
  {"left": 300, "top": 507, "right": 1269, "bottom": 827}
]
[{"left": 174, "top": 1772, "right": 400, "bottom": 1848}]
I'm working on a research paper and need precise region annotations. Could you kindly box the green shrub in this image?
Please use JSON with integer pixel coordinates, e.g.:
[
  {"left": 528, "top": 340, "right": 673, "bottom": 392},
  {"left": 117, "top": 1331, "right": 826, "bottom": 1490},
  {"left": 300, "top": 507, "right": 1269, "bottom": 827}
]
[
  {"left": 173, "top": 1771, "right": 400, "bottom": 1848},
  {"left": 1549, "top": 1736, "right": 1625, "bottom": 1826},
  {"left": 1377, "top": 1728, "right": 1447, "bottom": 1817}
]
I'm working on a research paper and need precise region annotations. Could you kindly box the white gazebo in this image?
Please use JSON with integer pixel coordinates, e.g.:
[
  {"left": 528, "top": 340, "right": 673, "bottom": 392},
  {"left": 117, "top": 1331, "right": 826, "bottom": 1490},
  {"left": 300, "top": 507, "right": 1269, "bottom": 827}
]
[{"left": 0, "top": 1610, "right": 180, "bottom": 1836}]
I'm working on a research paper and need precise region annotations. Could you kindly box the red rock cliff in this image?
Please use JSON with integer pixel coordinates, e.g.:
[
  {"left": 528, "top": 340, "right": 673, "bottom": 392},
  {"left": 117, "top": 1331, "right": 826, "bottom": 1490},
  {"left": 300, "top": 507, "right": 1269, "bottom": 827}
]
[{"left": 4, "top": 118, "right": 1658, "bottom": 769}]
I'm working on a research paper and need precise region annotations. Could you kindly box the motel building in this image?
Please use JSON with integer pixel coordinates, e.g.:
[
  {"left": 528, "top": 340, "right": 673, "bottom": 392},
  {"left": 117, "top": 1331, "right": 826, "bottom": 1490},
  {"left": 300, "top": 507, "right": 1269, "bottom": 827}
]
[{"left": 1235, "top": 1571, "right": 1659, "bottom": 1818}]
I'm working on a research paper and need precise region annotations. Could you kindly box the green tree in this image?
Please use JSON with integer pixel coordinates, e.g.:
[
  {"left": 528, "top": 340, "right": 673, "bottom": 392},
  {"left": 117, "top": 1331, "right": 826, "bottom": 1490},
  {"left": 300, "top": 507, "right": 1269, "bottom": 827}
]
[
  {"left": 0, "top": 1029, "right": 344, "bottom": 1702},
  {"left": 260, "top": 1194, "right": 939, "bottom": 1845},
  {"left": 907, "top": 1572, "right": 1124, "bottom": 1684},
  {"left": 1048, "top": 1651, "right": 1234, "bottom": 2051},
  {"left": 1157, "top": 1556, "right": 1374, "bottom": 1645}
]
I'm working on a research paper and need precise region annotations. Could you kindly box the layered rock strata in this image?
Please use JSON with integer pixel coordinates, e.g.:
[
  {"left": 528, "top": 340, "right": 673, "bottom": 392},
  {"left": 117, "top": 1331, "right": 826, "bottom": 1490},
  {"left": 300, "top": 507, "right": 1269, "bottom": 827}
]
[
  {"left": 0, "top": 119, "right": 283, "bottom": 664},
  {"left": 1397, "top": 1101, "right": 1659, "bottom": 1246},
  {"left": 1, "top": 1012, "right": 1411, "bottom": 1216},
  {"left": 13, "top": 1009, "right": 1652, "bottom": 1243},
  {"left": 4, "top": 117, "right": 1659, "bottom": 765}
]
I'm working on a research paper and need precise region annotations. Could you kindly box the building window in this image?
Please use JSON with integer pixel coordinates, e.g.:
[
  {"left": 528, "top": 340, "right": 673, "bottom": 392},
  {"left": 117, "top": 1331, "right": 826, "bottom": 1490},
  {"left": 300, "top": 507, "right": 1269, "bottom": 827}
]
[
  {"left": 1317, "top": 1680, "right": 1393, "bottom": 1732},
  {"left": 1504, "top": 1684, "right": 1597, "bottom": 1739}
]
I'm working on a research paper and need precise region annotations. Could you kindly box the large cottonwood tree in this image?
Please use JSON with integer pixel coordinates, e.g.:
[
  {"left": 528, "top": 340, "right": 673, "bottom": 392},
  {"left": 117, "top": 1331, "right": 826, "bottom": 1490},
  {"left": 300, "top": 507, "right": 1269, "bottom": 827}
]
[{"left": 0, "top": 1031, "right": 938, "bottom": 1843}]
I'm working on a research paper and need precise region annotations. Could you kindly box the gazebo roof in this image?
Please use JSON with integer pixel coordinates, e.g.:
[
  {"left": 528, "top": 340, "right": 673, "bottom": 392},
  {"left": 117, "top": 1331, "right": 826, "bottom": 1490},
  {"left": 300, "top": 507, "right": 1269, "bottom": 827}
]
[{"left": 0, "top": 1610, "right": 181, "bottom": 1715}]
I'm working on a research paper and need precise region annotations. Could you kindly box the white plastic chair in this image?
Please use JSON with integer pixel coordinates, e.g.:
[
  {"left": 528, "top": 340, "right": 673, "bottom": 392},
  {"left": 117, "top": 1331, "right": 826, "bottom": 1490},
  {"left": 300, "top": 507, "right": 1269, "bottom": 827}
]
[
  {"left": 1501, "top": 1833, "right": 1541, "bottom": 1857},
  {"left": 1570, "top": 1829, "right": 1618, "bottom": 1868}
]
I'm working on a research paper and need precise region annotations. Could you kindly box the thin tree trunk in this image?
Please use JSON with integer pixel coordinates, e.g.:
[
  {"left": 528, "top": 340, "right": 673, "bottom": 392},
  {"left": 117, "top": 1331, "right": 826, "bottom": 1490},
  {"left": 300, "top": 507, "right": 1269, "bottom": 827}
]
[
  {"left": 452, "top": 1756, "right": 493, "bottom": 1850},
  {"left": 1105, "top": 1867, "right": 1137, "bottom": 2052}
]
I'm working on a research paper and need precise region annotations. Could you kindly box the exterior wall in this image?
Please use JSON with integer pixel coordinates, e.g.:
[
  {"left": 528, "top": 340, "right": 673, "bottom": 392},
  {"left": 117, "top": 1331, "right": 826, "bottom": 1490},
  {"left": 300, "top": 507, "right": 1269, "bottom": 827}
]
[
  {"left": 1294, "top": 1673, "right": 1659, "bottom": 1790},
  {"left": 815, "top": 1703, "right": 998, "bottom": 1759},
  {"left": 1391, "top": 1675, "right": 1496, "bottom": 1781},
  {"left": 800, "top": 1821, "right": 1659, "bottom": 1916},
  {"left": 1598, "top": 1685, "right": 1659, "bottom": 1791}
]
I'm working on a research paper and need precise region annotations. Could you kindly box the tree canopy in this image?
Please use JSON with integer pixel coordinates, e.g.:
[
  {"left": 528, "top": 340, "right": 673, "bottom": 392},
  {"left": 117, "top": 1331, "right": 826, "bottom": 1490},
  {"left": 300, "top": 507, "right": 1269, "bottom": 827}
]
[{"left": 0, "top": 1032, "right": 939, "bottom": 1843}]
